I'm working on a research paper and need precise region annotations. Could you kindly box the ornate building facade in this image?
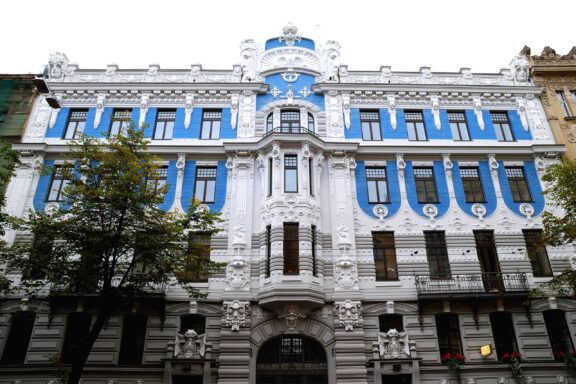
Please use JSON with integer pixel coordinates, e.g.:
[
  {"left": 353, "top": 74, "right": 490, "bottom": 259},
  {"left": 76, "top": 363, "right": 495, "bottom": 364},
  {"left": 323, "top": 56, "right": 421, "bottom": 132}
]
[
  {"left": 1, "top": 25, "right": 575, "bottom": 384},
  {"left": 522, "top": 46, "right": 576, "bottom": 159}
]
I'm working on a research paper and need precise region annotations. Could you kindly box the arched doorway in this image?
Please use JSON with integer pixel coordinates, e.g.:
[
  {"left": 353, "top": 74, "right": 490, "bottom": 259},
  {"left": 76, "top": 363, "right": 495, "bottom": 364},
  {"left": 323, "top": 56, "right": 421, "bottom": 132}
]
[{"left": 256, "top": 335, "right": 328, "bottom": 384}]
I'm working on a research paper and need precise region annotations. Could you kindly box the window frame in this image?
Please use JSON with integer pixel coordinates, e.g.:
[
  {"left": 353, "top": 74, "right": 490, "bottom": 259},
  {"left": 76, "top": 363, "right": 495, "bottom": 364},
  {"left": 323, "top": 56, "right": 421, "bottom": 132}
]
[
  {"left": 490, "top": 312, "right": 518, "bottom": 360},
  {"left": 424, "top": 231, "right": 451, "bottom": 279},
  {"left": 405, "top": 110, "right": 427, "bottom": 141},
  {"left": 505, "top": 167, "right": 532, "bottom": 203},
  {"left": 284, "top": 154, "right": 298, "bottom": 193},
  {"left": 108, "top": 109, "right": 132, "bottom": 137},
  {"left": 379, "top": 314, "right": 404, "bottom": 332},
  {"left": 360, "top": 110, "right": 382, "bottom": 141},
  {"left": 460, "top": 166, "right": 486, "bottom": 203},
  {"left": 200, "top": 109, "right": 222, "bottom": 140},
  {"left": 311, "top": 225, "right": 317, "bottom": 277},
  {"left": 146, "top": 165, "right": 168, "bottom": 194},
  {"left": 436, "top": 313, "right": 463, "bottom": 357},
  {"left": 0, "top": 311, "right": 36, "bottom": 365},
  {"left": 45, "top": 165, "right": 70, "bottom": 203},
  {"left": 366, "top": 167, "right": 390, "bottom": 204},
  {"left": 414, "top": 166, "right": 439, "bottom": 203},
  {"left": 556, "top": 91, "right": 573, "bottom": 117},
  {"left": 268, "top": 157, "right": 273, "bottom": 197},
  {"left": 448, "top": 111, "right": 470, "bottom": 141},
  {"left": 523, "top": 229, "right": 552, "bottom": 277},
  {"left": 117, "top": 313, "right": 148, "bottom": 366},
  {"left": 491, "top": 111, "right": 515, "bottom": 142},
  {"left": 184, "top": 232, "right": 211, "bottom": 282},
  {"left": 266, "top": 113, "right": 274, "bottom": 133},
  {"left": 61, "top": 312, "right": 92, "bottom": 364},
  {"left": 265, "top": 225, "right": 271, "bottom": 278},
  {"left": 153, "top": 109, "right": 176, "bottom": 140},
  {"left": 283, "top": 223, "right": 299, "bottom": 275},
  {"left": 372, "top": 231, "right": 398, "bottom": 281},
  {"left": 307, "top": 112, "right": 315, "bottom": 133},
  {"left": 63, "top": 109, "right": 88, "bottom": 140},
  {"left": 543, "top": 310, "right": 574, "bottom": 355},
  {"left": 280, "top": 109, "right": 301, "bottom": 133},
  {"left": 193, "top": 166, "right": 217, "bottom": 204}
]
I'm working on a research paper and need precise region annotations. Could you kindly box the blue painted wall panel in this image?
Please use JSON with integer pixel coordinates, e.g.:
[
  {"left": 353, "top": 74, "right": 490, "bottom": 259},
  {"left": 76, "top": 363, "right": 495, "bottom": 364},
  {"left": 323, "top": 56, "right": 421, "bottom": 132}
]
[
  {"left": 437, "top": 110, "right": 454, "bottom": 140},
  {"left": 405, "top": 161, "right": 450, "bottom": 218},
  {"left": 498, "top": 161, "right": 545, "bottom": 217},
  {"left": 257, "top": 73, "right": 324, "bottom": 111},
  {"left": 33, "top": 160, "right": 55, "bottom": 212},
  {"left": 423, "top": 109, "right": 451, "bottom": 140},
  {"left": 220, "top": 109, "right": 237, "bottom": 139},
  {"left": 346, "top": 109, "right": 362, "bottom": 139},
  {"left": 355, "top": 161, "right": 401, "bottom": 219},
  {"left": 143, "top": 107, "right": 157, "bottom": 138},
  {"left": 46, "top": 108, "right": 70, "bottom": 138},
  {"left": 508, "top": 110, "right": 532, "bottom": 140},
  {"left": 158, "top": 161, "right": 177, "bottom": 211},
  {"left": 265, "top": 37, "right": 315, "bottom": 50},
  {"left": 395, "top": 109, "right": 408, "bottom": 139}
]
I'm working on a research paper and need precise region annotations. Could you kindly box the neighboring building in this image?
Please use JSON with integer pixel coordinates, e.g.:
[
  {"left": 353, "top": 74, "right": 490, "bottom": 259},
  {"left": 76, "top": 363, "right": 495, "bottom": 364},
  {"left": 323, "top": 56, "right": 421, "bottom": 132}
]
[
  {"left": 1, "top": 25, "right": 574, "bottom": 384},
  {"left": 0, "top": 74, "right": 36, "bottom": 142},
  {"left": 522, "top": 46, "right": 576, "bottom": 159}
]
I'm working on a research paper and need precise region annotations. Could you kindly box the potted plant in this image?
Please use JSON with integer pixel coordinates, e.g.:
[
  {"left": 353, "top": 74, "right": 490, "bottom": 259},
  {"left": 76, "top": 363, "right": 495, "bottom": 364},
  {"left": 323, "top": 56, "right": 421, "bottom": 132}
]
[
  {"left": 501, "top": 352, "right": 523, "bottom": 384},
  {"left": 554, "top": 350, "right": 576, "bottom": 377},
  {"left": 442, "top": 352, "right": 465, "bottom": 384}
]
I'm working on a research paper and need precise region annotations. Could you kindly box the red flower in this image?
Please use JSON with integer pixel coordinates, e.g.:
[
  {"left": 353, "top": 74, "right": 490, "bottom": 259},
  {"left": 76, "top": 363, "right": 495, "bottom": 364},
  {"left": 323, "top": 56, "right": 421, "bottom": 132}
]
[
  {"left": 442, "top": 353, "right": 452, "bottom": 361},
  {"left": 511, "top": 352, "right": 522, "bottom": 359},
  {"left": 455, "top": 353, "right": 465, "bottom": 361},
  {"left": 502, "top": 352, "right": 510, "bottom": 360}
]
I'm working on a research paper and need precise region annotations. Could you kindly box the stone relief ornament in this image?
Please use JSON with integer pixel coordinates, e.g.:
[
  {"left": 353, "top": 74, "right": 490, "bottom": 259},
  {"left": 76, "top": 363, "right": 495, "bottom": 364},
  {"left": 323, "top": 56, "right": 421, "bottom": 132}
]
[
  {"left": 279, "top": 306, "right": 306, "bottom": 330},
  {"left": 515, "top": 97, "right": 529, "bottom": 130},
  {"left": 48, "top": 52, "right": 69, "bottom": 80},
  {"left": 510, "top": 54, "right": 529, "bottom": 83},
  {"left": 335, "top": 247, "right": 358, "bottom": 290},
  {"left": 376, "top": 328, "right": 411, "bottom": 358},
  {"left": 334, "top": 300, "right": 361, "bottom": 331},
  {"left": 373, "top": 205, "right": 388, "bottom": 221},
  {"left": 342, "top": 93, "right": 351, "bottom": 129},
  {"left": 423, "top": 204, "right": 438, "bottom": 219},
  {"left": 450, "top": 208, "right": 466, "bottom": 232},
  {"left": 497, "top": 208, "right": 514, "bottom": 230},
  {"left": 488, "top": 154, "right": 499, "bottom": 173},
  {"left": 471, "top": 203, "right": 487, "bottom": 219},
  {"left": 139, "top": 94, "right": 149, "bottom": 127},
  {"left": 240, "top": 39, "right": 259, "bottom": 82},
  {"left": 519, "top": 203, "right": 535, "bottom": 221},
  {"left": 176, "top": 153, "right": 186, "bottom": 176},
  {"left": 223, "top": 300, "right": 249, "bottom": 331},
  {"left": 49, "top": 106, "right": 60, "bottom": 128},
  {"left": 322, "top": 40, "right": 341, "bottom": 82},
  {"left": 184, "top": 93, "right": 195, "bottom": 129},
  {"left": 94, "top": 94, "right": 106, "bottom": 128},
  {"left": 473, "top": 97, "right": 484, "bottom": 130},
  {"left": 44, "top": 202, "right": 60, "bottom": 215},
  {"left": 28, "top": 98, "right": 51, "bottom": 138},
  {"left": 279, "top": 23, "right": 301, "bottom": 46},
  {"left": 431, "top": 96, "right": 441, "bottom": 129},
  {"left": 388, "top": 96, "right": 397, "bottom": 129},
  {"left": 173, "top": 329, "right": 208, "bottom": 359},
  {"left": 226, "top": 253, "right": 248, "bottom": 290},
  {"left": 442, "top": 154, "right": 453, "bottom": 174}
]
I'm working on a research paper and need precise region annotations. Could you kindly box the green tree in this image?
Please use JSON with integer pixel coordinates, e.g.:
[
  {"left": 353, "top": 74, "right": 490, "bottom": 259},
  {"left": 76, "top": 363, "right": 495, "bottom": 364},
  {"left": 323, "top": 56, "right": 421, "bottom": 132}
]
[
  {"left": 0, "top": 125, "right": 221, "bottom": 384},
  {"left": 0, "top": 142, "right": 19, "bottom": 291},
  {"left": 531, "top": 158, "right": 576, "bottom": 298}
]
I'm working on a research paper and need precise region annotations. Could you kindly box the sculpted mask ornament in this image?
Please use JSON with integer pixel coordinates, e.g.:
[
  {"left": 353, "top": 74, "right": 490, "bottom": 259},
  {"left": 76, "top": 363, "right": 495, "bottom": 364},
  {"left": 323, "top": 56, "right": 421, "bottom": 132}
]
[
  {"left": 176, "top": 153, "right": 186, "bottom": 176},
  {"left": 488, "top": 154, "right": 499, "bottom": 173},
  {"left": 510, "top": 54, "right": 529, "bottom": 83},
  {"left": 388, "top": 96, "right": 397, "bottom": 129},
  {"left": 334, "top": 300, "right": 361, "bottom": 331},
  {"left": 223, "top": 300, "right": 250, "bottom": 331},
  {"left": 185, "top": 94, "right": 195, "bottom": 129},
  {"left": 173, "top": 329, "right": 208, "bottom": 358},
  {"left": 279, "top": 23, "right": 301, "bottom": 46},
  {"left": 48, "top": 52, "right": 69, "bottom": 80},
  {"left": 377, "top": 328, "right": 411, "bottom": 358},
  {"left": 473, "top": 97, "right": 484, "bottom": 130},
  {"left": 322, "top": 40, "right": 341, "bottom": 81},
  {"left": 240, "top": 39, "right": 258, "bottom": 82},
  {"left": 279, "top": 306, "right": 306, "bottom": 330}
]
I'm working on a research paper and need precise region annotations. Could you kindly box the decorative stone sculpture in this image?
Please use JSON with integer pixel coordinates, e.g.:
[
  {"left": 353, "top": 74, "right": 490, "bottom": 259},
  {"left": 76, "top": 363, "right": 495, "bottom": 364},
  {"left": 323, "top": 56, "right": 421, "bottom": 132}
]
[
  {"left": 510, "top": 54, "right": 529, "bottom": 83},
  {"left": 223, "top": 300, "right": 249, "bottom": 331},
  {"left": 240, "top": 39, "right": 259, "bottom": 82},
  {"left": 48, "top": 52, "right": 69, "bottom": 80},
  {"left": 279, "top": 23, "right": 300, "bottom": 46},
  {"left": 173, "top": 329, "right": 208, "bottom": 358},
  {"left": 334, "top": 300, "right": 361, "bottom": 331},
  {"left": 376, "top": 328, "right": 411, "bottom": 358},
  {"left": 322, "top": 40, "right": 341, "bottom": 82}
]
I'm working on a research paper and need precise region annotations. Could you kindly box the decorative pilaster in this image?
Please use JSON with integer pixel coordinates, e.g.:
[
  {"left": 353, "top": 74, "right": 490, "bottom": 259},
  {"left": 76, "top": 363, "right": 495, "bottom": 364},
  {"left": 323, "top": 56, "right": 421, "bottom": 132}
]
[
  {"left": 388, "top": 95, "right": 397, "bottom": 129},
  {"left": 473, "top": 97, "right": 484, "bottom": 130},
  {"left": 184, "top": 93, "right": 195, "bottom": 129}
]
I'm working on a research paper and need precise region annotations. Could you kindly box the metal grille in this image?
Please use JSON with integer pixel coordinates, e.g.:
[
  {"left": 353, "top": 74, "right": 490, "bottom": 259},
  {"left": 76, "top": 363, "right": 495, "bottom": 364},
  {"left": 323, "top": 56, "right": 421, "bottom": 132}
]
[
  {"left": 414, "top": 167, "right": 434, "bottom": 179},
  {"left": 366, "top": 167, "right": 386, "bottom": 179},
  {"left": 490, "top": 112, "right": 509, "bottom": 122},
  {"left": 405, "top": 111, "right": 423, "bottom": 121},
  {"left": 112, "top": 110, "right": 131, "bottom": 119},
  {"left": 460, "top": 167, "right": 479, "bottom": 179},
  {"left": 281, "top": 111, "right": 300, "bottom": 121},
  {"left": 196, "top": 167, "right": 217, "bottom": 178},
  {"left": 154, "top": 166, "right": 168, "bottom": 179},
  {"left": 69, "top": 109, "right": 88, "bottom": 121},
  {"left": 415, "top": 272, "right": 529, "bottom": 295},
  {"left": 202, "top": 110, "right": 221, "bottom": 120},
  {"left": 505, "top": 167, "right": 524, "bottom": 178},
  {"left": 360, "top": 111, "right": 379, "bottom": 121},
  {"left": 447, "top": 111, "right": 466, "bottom": 121},
  {"left": 284, "top": 155, "right": 298, "bottom": 167},
  {"left": 157, "top": 110, "right": 176, "bottom": 120}
]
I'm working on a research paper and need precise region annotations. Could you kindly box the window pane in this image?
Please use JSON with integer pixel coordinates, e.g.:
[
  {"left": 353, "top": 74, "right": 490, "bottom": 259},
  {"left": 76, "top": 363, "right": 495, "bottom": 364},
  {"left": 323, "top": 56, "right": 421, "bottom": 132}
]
[
  {"left": 523, "top": 230, "right": 552, "bottom": 277},
  {"left": 118, "top": 314, "right": 147, "bottom": 365},
  {"left": 285, "top": 169, "right": 298, "bottom": 192},
  {"left": 362, "top": 122, "right": 372, "bottom": 140},
  {"left": 373, "top": 232, "right": 397, "bottom": 280},
  {"left": 425, "top": 231, "right": 451, "bottom": 278},
  {"left": 201, "top": 121, "right": 211, "bottom": 139},
  {"left": 372, "top": 122, "right": 382, "bottom": 140},
  {"left": 154, "top": 121, "right": 165, "bottom": 139},
  {"left": 367, "top": 181, "right": 378, "bottom": 203},
  {"left": 0, "top": 311, "right": 35, "bottom": 364},
  {"left": 284, "top": 223, "right": 299, "bottom": 275},
  {"left": 544, "top": 310, "right": 574, "bottom": 354},
  {"left": 490, "top": 312, "right": 518, "bottom": 360},
  {"left": 205, "top": 180, "right": 216, "bottom": 203},
  {"left": 416, "top": 122, "right": 426, "bottom": 140},
  {"left": 377, "top": 180, "right": 388, "bottom": 202},
  {"left": 194, "top": 181, "right": 205, "bottom": 202},
  {"left": 407, "top": 123, "right": 417, "bottom": 141},
  {"left": 211, "top": 121, "right": 221, "bottom": 139},
  {"left": 47, "top": 179, "right": 62, "bottom": 201},
  {"left": 436, "top": 313, "right": 462, "bottom": 356},
  {"left": 61, "top": 313, "right": 92, "bottom": 364}
]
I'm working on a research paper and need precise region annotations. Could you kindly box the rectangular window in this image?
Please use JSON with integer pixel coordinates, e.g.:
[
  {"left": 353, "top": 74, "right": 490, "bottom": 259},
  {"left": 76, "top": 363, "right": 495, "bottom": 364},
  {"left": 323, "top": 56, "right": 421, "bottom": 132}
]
[
  {"left": 448, "top": 111, "right": 470, "bottom": 141},
  {"left": 194, "top": 167, "right": 217, "bottom": 203},
  {"left": 185, "top": 232, "right": 211, "bottom": 282},
  {"left": 360, "top": 110, "right": 382, "bottom": 141},
  {"left": 61, "top": 312, "right": 92, "bottom": 364},
  {"left": 284, "top": 155, "right": 298, "bottom": 193},
  {"left": 283, "top": 223, "right": 299, "bottom": 275},
  {"left": 556, "top": 91, "right": 573, "bottom": 117},
  {"left": 0, "top": 311, "right": 35, "bottom": 365},
  {"left": 474, "top": 230, "right": 503, "bottom": 292},
  {"left": 436, "top": 313, "right": 463, "bottom": 356},
  {"left": 311, "top": 225, "right": 317, "bottom": 277},
  {"left": 180, "top": 315, "right": 206, "bottom": 335},
  {"left": 544, "top": 310, "right": 574, "bottom": 354},
  {"left": 460, "top": 167, "right": 485, "bottom": 203},
  {"left": 24, "top": 234, "right": 53, "bottom": 280},
  {"left": 265, "top": 225, "right": 271, "bottom": 278},
  {"left": 147, "top": 165, "right": 168, "bottom": 194},
  {"left": 372, "top": 232, "right": 398, "bottom": 281},
  {"left": 379, "top": 314, "right": 404, "bottom": 332},
  {"left": 414, "top": 167, "right": 438, "bottom": 203},
  {"left": 571, "top": 91, "right": 576, "bottom": 102},
  {"left": 424, "top": 231, "right": 451, "bottom": 279},
  {"left": 200, "top": 109, "right": 221, "bottom": 139},
  {"left": 118, "top": 314, "right": 147, "bottom": 365},
  {"left": 46, "top": 166, "right": 70, "bottom": 202},
  {"left": 490, "top": 312, "right": 518, "bottom": 360},
  {"left": 63, "top": 109, "right": 88, "bottom": 140},
  {"left": 406, "top": 110, "right": 427, "bottom": 141},
  {"left": 523, "top": 229, "right": 552, "bottom": 277},
  {"left": 491, "top": 112, "right": 514, "bottom": 142},
  {"left": 268, "top": 158, "right": 273, "bottom": 197},
  {"left": 505, "top": 167, "right": 532, "bottom": 202},
  {"left": 109, "top": 109, "right": 132, "bottom": 137},
  {"left": 153, "top": 109, "right": 176, "bottom": 140},
  {"left": 366, "top": 167, "right": 389, "bottom": 203},
  {"left": 309, "top": 158, "right": 314, "bottom": 196}
]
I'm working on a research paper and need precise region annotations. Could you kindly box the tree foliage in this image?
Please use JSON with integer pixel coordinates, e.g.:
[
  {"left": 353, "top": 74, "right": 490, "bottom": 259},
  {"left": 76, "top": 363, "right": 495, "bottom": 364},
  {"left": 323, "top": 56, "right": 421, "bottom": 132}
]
[
  {"left": 530, "top": 158, "right": 576, "bottom": 298},
  {"left": 0, "top": 124, "right": 221, "bottom": 383}
]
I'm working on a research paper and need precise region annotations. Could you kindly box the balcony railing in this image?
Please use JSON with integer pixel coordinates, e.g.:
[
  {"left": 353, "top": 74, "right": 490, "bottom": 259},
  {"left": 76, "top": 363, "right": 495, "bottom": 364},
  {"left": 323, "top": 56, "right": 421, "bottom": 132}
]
[
  {"left": 415, "top": 272, "right": 529, "bottom": 296},
  {"left": 263, "top": 126, "right": 318, "bottom": 138}
]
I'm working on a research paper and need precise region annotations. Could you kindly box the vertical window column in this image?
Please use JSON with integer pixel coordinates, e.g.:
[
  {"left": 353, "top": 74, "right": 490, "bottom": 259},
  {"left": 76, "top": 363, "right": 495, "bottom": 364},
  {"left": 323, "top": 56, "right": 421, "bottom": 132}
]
[
  {"left": 424, "top": 231, "right": 451, "bottom": 278},
  {"left": 505, "top": 167, "right": 532, "bottom": 203},
  {"left": 523, "top": 229, "right": 552, "bottom": 277},
  {"left": 436, "top": 313, "right": 463, "bottom": 357},
  {"left": 283, "top": 223, "right": 299, "bottom": 275},
  {"left": 372, "top": 232, "right": 398, "bottom": 281},
  {"left": 0, "top": 311, "right": 36, "bottom": 365},
  {"left": 118, "top": 314, "right": 147, "bottom": 365},
  {"left": 284, "top": 155, "right": 298, "bottom": 193}
]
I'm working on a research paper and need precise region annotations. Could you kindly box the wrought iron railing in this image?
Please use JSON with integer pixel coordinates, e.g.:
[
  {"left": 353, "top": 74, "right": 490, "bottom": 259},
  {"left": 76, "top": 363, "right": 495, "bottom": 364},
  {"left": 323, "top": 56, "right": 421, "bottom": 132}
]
[
  {"left": 263, "top": 126, "right": 318, "bottom": 138},
  {"left": 415, "top": 272, "right": 529, "bottom": 296}
]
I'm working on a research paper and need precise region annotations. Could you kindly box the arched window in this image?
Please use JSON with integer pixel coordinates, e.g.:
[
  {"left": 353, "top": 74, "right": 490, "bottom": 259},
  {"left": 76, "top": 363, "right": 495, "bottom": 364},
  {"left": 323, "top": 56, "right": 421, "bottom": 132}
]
[
  {"left": 307, "top": 112, "right": 315, "bottom": 132},
  {"left": 280, "top": 110, "right": 300, "bottom": 133},
  {"left": 266, "top": 113, "right": 274, "bottom": 133}
]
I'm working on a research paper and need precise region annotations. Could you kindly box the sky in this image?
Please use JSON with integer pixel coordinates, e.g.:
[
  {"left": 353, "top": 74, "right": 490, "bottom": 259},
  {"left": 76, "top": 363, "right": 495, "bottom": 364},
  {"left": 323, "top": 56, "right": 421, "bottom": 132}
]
[{"left": 1, "top": 0, "right": 575, "bottom": 75}]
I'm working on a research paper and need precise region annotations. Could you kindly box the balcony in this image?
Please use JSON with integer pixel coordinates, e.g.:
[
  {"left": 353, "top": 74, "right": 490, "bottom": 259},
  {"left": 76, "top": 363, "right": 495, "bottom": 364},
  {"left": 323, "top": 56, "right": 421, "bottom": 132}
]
[
  {"left": 415, "top": 272, "right": 529, "bottom": 299},
  {"left": 263, "top": 126, "right": 318, "bottom": 138}
]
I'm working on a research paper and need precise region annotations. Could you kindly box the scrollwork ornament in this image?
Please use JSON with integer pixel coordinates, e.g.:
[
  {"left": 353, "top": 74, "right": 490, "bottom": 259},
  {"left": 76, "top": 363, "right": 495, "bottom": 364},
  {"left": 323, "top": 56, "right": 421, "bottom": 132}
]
[
  {"left": 373, "top": 205, "right": 388, "bottom": 221},
  {"left": 423, "top": 204, "right": 438, "bottom": 219},
  {"left": 471, "top": 203, "right": 486, "bottom": 219},
  {"left": 334, "top": 300, "right": 361, "bottom": 331},
  {"left": 519, "top": 203, "right": 534, "bottom": 220}
]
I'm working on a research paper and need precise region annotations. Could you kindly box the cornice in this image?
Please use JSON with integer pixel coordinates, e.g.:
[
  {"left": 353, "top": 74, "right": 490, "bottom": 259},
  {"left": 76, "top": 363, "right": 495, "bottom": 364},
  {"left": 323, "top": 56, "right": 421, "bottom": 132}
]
[
  {"left": 312, "top": 83, "right": 542, "bottom": 95},
  {"left": 48, "top": 82, "right": 269, "bottom": 93}
]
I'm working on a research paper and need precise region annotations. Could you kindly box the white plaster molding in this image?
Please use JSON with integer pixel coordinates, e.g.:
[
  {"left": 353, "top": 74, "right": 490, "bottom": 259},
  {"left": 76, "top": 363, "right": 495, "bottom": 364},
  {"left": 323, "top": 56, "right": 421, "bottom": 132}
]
[
  {"left": 223, "top": 300, "right": 250, "bottom": 332},
  {"left": 334, "top": 300, "right": 361, "bottom": 331},
  {"left": 388, "top": 95, "right": 397, "bottom": 129},
  {"left": 473, "top": 97, "right": 484, "bottom": 130}
]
